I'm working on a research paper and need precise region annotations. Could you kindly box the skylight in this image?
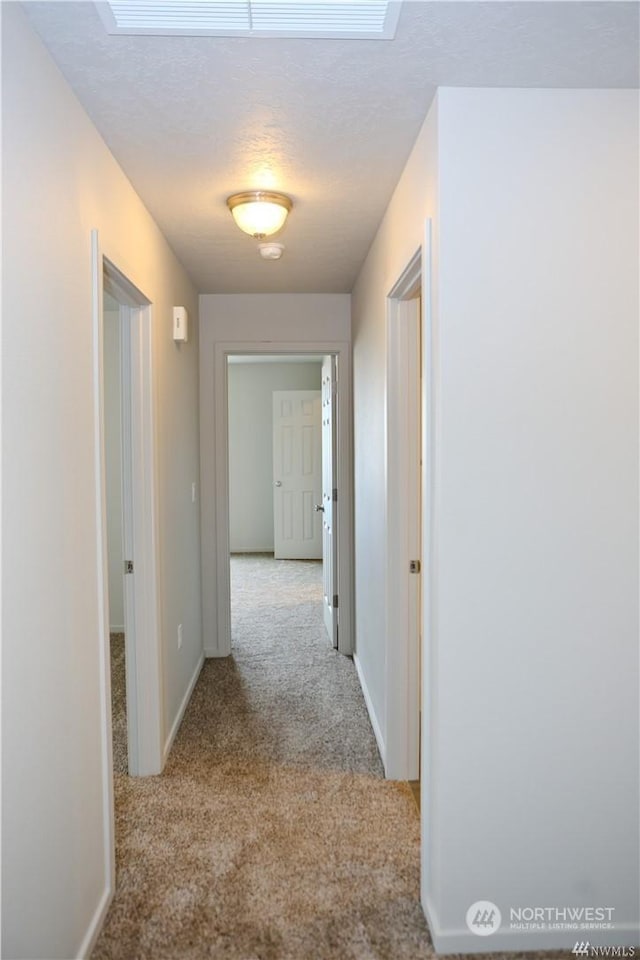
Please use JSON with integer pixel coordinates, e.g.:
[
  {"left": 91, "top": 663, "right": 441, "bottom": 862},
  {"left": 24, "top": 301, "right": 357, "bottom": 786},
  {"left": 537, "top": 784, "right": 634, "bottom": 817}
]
[{"left": 96, "top": 1, "right": 401, "bottom": 39}]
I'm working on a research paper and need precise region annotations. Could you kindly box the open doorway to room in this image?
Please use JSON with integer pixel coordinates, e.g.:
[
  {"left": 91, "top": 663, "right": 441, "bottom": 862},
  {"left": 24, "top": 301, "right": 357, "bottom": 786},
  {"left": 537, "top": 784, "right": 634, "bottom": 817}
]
[
  {"left": 207, "top": 338, "right": 354, "bottom": 656},
  {"left": 93, "top": 235, "right": 164, "bottom": 802},
  {"left": 226, "top": 354, "right": 337, "bottom": 655},
  {"left": 385, "top": 246, "right": 425, "bottom": 791}
]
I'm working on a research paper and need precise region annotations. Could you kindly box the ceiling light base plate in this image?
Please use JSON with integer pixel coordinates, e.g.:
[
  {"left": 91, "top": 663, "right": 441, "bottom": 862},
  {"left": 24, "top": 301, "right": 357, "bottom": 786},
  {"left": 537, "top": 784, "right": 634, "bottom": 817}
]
[{"left": 259, "top": 242, "right": 285, "bottom": 261}]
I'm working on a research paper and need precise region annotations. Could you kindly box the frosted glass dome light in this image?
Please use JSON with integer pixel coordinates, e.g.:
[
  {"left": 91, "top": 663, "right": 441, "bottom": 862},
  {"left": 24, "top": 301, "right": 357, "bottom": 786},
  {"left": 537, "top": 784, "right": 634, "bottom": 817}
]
[{"left": 227, "top": 191, "right": 292, "bottom": 239}]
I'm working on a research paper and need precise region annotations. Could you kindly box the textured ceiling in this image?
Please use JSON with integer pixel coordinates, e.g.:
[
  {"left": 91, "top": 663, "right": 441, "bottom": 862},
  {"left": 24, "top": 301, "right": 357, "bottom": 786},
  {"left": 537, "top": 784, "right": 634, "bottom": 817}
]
[{"left": 24, "top": 2, "right": 640, "bottom": 293}]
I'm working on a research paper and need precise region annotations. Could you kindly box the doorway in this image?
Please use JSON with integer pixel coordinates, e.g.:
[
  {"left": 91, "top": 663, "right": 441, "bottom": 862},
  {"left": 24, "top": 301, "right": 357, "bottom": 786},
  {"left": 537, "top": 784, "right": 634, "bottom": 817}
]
[
  {"left": 385, "top": 249, "right": 424, "bottom": 783},
  {"left": 93, "top": 234, "right": 164, "bottom": 797},
  {"left": 207, "top": 339, "right": 353, "bottom": 658},
  {"left": 226, "top": 354, "right": 339, "bottom": 650}
]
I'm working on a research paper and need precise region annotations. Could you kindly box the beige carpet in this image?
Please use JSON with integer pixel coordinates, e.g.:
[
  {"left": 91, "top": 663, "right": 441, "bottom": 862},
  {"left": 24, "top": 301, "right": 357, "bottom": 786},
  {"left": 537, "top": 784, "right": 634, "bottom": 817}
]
[
  {"left": 110, "top": 633, "right": 128, "bottom": 776},
  {"left": 94, "top": 556, "right": 562, "bottom": 960}
]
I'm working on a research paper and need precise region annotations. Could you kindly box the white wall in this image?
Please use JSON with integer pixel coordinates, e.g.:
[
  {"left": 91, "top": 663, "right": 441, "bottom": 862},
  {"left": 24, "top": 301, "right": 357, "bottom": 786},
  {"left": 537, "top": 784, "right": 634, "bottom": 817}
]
[
  {"left": 103, "top": 305, "right": 124, "bottom": 631},
  {"left": 352, "top": 87, "right": 639, "bottom": 953},
  {"left": 200, "top": 294, "right": 351, "bottom": 342},
  {"left": 228, "top": 361, "right": 322, "bottom": 552},
  {"left": 1, "top": 7, "right": 203, "bottom": 958},
  {"left": 199, "top": 293, "right": 350, "bottom": 655},
  {"left": 430, "top": 87, "right": 639, "bottom": 952}
]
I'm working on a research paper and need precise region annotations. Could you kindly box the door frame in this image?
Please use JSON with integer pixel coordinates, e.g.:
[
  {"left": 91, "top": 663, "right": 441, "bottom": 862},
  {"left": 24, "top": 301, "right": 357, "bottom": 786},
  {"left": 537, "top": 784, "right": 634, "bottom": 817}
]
[
  {"left": 207, "top": 340, "right": 354, "bottom": 656},
  {"left": 385, "top": 229, "right": 431, "bottom": 780},
  {"left": 321, "top": 355, "right": 339, "bottom": 648},
  {"left": 92, "top": 230, "right": 164, "bottom": 878}
]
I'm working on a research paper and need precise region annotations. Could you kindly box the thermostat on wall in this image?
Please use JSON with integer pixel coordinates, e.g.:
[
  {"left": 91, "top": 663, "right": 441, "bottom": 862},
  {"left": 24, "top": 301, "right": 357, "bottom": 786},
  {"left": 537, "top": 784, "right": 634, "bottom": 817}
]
[{"left": 173, "top": 306, "right": 188, "bottom": 342}]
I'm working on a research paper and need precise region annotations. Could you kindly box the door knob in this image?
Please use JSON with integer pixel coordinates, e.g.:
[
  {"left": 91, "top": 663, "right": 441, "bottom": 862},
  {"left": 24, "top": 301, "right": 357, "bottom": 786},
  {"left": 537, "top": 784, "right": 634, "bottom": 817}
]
[
  {"left": 274, "top": 480, "right": 282, "bottom": 487},
  {"left": 314, "top": 504, "right": 324, "bottom": 512}
]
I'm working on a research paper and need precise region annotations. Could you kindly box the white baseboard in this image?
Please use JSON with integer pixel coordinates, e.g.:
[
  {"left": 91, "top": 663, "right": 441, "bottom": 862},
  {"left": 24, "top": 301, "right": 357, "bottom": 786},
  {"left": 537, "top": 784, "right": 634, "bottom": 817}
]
[
  {"left": 163, "top": 651, "right": 204, "bottom": 763},
  {"left": 353, "top": 652, "right": 386, "bottom": 769},
  {"left": 109, "top": 625, "right": 125, "bottom": 634},
  {"left": 76, "top": 883, "right": 113, "bottom": 959},
  {"left": 422, "top": 894, "right": 640, "bottom": 955},
  {"left": 204, "top": 646, "right": 230, "bottom": 658}
]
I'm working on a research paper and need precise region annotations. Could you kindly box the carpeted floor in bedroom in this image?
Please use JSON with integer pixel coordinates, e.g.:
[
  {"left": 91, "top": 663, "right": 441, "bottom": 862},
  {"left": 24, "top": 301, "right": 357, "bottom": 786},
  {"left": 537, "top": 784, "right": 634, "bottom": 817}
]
[
  {"left": 97, "top": 554, "right": 563, "bottom": 960},
  {"left": 110, "top": 632, "right": 128, "bottom": 776}
]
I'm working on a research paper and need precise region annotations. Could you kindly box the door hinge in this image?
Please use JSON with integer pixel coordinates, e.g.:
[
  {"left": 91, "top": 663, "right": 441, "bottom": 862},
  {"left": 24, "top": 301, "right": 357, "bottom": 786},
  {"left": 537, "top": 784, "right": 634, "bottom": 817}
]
[
  {"left": 333, "top": 594, "right": 339, "bottom": 608},
  {"left": 332, "top": 488, "right": 338, "bottom": 502},
  {"left": 409, "top": 560, "right": 421, "bottom": 574},
  {"left": 124, "top": 560, "right": 134, "bottom": 574}
]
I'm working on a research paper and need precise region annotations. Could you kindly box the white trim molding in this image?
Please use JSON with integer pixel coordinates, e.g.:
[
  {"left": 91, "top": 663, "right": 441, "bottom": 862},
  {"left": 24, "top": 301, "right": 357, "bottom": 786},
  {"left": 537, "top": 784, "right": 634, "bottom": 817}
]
[
  {"left": 91, "top": 229, "right": 116, "bottom": 936},
  {"left": 75, "top": 884, "right": 113, "bottom": 960},
  {"left": 164, "top": 652, "right": 205, "bottom": 763},
  {"left": 202, "top": 339, "right": 355, "bottom": 658},
  {"left": 353, "top": 653, "right": 386, "bottom": 768}
]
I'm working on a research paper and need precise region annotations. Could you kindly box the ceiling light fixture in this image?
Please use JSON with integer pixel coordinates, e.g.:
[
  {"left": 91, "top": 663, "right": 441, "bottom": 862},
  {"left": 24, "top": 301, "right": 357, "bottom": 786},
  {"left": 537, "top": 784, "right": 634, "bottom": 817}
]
[{"left": 227, "top": 191, "right": 292, "bottom": 239}]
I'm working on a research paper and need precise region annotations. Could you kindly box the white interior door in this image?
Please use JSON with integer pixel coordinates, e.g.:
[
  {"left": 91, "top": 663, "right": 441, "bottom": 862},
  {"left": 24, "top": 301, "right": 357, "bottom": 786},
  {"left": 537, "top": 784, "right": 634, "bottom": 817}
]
[
  {"left": 273, "top": 390, "right": 322, "bottom": 559},
  {"left": 118, "top": 305, "right": 139, "bottom": 774},
  {"left": 408, "top": 296, "right": 422, "bottom": 778},
  {"left": 321, "top": 356, "right": 338, "bottom": 648}
]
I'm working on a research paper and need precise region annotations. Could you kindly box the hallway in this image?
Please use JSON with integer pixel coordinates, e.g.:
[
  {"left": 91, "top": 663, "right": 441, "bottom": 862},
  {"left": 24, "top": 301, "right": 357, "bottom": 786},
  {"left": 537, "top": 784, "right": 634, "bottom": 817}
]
[{"left": 93, "top": 556, "right": 427, "bottom": 960}]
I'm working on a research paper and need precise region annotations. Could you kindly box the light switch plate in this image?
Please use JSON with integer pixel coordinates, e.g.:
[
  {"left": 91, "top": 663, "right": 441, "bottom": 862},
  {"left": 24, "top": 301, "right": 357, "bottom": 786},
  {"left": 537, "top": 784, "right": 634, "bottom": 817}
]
[{"left": 173, "top": 306, "right": 188, "bottom": 342}]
